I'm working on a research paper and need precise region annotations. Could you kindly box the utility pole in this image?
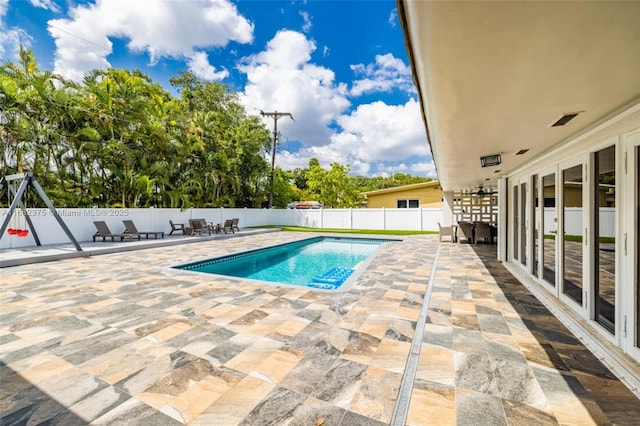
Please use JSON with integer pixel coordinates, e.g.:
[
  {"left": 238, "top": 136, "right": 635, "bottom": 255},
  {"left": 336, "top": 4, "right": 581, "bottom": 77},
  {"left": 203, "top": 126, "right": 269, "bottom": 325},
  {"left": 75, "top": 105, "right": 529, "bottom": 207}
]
[{"left": 260, "top": 110, "right": 293, "bottom": 208}]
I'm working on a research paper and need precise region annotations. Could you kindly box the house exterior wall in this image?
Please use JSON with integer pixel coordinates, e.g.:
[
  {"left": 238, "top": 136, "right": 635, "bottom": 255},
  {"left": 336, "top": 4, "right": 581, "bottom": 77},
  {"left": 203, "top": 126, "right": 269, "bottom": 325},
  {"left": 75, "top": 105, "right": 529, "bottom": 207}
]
[
  {"left": 503, "top": 103, "right": 640, "bottom": 370},
  {"left": 365, "top": 185, "right": 443, "bottom": 208}
]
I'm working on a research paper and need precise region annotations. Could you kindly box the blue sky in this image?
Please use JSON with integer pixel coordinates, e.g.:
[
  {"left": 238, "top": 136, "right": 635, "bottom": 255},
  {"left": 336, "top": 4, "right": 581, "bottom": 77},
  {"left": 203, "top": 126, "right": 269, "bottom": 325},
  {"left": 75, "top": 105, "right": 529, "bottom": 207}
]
[{"left": 0, "top": 0, "right": 434, "bottom": 177}]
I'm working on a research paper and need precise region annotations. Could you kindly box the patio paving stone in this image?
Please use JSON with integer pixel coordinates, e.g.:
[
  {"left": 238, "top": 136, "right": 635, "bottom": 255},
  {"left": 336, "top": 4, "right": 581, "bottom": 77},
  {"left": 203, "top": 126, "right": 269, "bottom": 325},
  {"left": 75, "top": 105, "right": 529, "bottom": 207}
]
[{"left": 1, "top": 232, "right": 639, "bottom": 425}]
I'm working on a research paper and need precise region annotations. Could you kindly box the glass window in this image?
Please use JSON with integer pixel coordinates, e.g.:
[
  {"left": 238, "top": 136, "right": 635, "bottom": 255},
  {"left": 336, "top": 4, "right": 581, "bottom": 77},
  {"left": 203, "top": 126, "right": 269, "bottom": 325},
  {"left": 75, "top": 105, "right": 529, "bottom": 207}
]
[
  {"left": 636, "top": 147, "right": 639, "bottom": 347},
  {"left": 542, "top": 173, "right": 556, "bottom": 286},
  {"left": 521, "top": 182, "right": 527, "bottom": 266},
  {"left": 533, "top": 175, "right": 539, "bottom": 277},
  {"left": 397, "top": 199, "right": 419, "bottom": 208},
  {"left": 513, "top": 185, "right": 519, "bottom": 261},
  {"left": 563, "top": 164, "right": 583, "bottom": 306},
  {"left": 594, "top": 146, "right": 616, "bottom": 333}
]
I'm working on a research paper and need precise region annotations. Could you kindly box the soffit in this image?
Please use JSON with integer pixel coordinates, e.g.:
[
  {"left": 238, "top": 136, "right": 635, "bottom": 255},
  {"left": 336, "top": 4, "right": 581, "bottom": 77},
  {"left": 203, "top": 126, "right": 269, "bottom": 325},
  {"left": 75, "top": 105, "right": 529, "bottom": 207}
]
[{"left": 401, "top": 1, "right": 640, "bottom": 192}]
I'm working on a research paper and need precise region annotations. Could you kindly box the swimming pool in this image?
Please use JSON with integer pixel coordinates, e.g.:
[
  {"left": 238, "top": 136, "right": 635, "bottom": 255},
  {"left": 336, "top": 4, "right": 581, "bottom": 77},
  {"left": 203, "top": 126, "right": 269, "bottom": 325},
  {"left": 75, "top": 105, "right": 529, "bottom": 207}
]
[{"left": 174, "top": 236, "right": 397, "bottom": 290}]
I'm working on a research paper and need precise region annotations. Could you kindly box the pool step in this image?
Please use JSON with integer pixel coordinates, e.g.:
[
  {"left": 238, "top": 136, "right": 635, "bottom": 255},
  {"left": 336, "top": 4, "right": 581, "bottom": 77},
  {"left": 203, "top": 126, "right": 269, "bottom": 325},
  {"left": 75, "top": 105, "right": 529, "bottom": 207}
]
[{"left": 308, "top": 267, "right": 354, "bottom": 289}]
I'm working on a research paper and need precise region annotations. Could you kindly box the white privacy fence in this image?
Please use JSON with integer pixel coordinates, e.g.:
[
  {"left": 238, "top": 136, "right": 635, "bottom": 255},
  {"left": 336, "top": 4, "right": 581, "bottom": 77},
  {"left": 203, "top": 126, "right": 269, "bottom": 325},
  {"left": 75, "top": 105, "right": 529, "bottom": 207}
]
[
  {"left": 0, "top": 206, "right": 616, "bottom": 249},
  {"left": 0, "top": 207, "right": 444, "bottom": 249},
  {"left": 542, "top": 207, "right": 615, "bottom": 238}
]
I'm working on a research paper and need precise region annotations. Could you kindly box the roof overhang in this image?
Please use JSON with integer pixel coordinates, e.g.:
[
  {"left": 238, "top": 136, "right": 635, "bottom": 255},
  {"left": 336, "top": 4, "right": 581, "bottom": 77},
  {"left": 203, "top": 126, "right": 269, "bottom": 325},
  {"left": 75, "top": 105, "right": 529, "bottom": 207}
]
[
  {"left": 397, "top": 1, "right": 640, "bottom": 192},
  {"left": 361, "top": 180, "right": 440, "bottom": 196}
]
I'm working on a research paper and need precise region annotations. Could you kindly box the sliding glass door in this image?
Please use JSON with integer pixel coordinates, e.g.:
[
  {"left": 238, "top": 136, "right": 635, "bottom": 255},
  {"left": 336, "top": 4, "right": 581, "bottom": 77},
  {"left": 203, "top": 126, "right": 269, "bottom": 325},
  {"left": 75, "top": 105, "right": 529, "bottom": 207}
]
[
  {"left": 533, "top": 175, "right": 539, "bottom": 278},
  {"left": 593, "top": 145, "right": 616, "bottom": 333},
  {"left": 520, "top": 182, "right": 527, "bottom": 267},
  {"left": 513, "top": 185, "right": 519, "bottom": 262},
  {"left": 624, "top": 130, "right": 640, "bottom": 358},
  {"left": 635, "top": 144, "right": 639, "bottom": 352},
  {"left": 541, "top": 171, "right": 557, "bottom": 288},
  {"left": 561, "top": 160, "right": 584, "bottom": 309}
]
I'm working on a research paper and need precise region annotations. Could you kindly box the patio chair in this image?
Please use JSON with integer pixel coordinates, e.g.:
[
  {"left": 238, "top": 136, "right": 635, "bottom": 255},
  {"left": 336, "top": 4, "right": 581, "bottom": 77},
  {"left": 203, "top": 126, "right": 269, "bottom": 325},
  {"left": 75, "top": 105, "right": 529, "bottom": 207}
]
[
  {"left": 169, "top": 220, "right": 185, "bottom": 235},
  {"left": 231, "top": 218, "right": 240, "bottom": 232},
  {"left": 189, "top": 219, "right": 213, "bottom": 236},
  {"left": 92, "top": 221, "right": 141, "bottom": 242},
  {"left": 122, "top": 220, "right": 164, "bottom": 239},
  {"left": 437, "top": 222, "right": 453, "bottom": 242},
  {"left": 221, "top": 219, "right": 235, "bottom": 234},
  {"left": 474, "top": 222, "right": 493, "bottom": 244},
  {"left": 457, "top": 222, "right": 475, "bottom": 244}
]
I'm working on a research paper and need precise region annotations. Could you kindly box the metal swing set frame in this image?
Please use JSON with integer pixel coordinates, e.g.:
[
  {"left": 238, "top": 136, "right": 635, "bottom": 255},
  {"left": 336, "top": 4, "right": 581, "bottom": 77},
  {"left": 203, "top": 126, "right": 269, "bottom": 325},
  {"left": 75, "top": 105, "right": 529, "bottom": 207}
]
[{"left": 0, "top": 172, "right": 82, "bottom": 251}]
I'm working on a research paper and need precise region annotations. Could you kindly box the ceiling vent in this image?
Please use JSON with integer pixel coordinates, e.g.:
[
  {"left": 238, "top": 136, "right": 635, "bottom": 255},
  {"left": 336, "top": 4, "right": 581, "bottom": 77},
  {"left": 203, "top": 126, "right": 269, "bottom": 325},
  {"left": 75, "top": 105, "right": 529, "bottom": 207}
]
[
  {"left": 515, "top": 149, "right": 529, "bottom": 155},
  {"left": 551, "top": 112, "right": 581, "bottom": 127}
]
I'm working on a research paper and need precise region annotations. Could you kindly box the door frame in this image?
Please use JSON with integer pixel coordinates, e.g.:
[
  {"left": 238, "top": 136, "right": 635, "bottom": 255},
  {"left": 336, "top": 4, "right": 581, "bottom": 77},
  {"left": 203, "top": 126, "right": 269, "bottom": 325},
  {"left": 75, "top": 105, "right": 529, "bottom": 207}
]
[
  {"left": 558, "top": 154, "right": 588, "bottom": 317},
  {"left": 538, "top": 165, "right": 559, "bottom": 296},
  {"left": 622, "top": 128, "right": 640, "bottom": 360}
]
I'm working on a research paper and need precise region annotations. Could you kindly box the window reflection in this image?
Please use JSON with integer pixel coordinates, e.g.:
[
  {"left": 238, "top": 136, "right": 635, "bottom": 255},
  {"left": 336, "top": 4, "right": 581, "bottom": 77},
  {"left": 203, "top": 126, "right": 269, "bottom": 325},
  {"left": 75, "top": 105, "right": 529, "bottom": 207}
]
[
  {"left": 563, "top": 164, "right": 583, "bottom": 306},
  {"left": 542, "top": 173, "right": 556, "bottom": 286},
  {"left": 521, "top": 182, "right": 527, "bottom": 266},
  {"left": 513, "top": 185, "right": 519, "bottom": 261},
  {"left": 594, "top": 146, "right": 615, "bottom": 333},
  {"left": 636, "top": 147, "right": 639, "bottom": 347},
  {"left": 533, "top": 175, "right": 539, "bottom": 277}
]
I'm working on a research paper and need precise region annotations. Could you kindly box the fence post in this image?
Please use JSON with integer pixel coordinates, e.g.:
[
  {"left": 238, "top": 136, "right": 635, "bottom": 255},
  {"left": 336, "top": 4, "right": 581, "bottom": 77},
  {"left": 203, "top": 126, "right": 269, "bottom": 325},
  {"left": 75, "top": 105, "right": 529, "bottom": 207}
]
[
  {"left": 382, "top": 207, "right": 386, "bottom": 230},
  {"left": 350, "top": 208, "right": 353, "bottom": 230}
]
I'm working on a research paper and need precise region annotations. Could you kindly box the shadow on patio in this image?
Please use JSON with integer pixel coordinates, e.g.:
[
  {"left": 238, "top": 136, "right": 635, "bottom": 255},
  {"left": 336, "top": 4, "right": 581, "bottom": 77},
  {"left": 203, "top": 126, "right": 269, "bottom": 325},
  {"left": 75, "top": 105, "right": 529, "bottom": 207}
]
[{"left": 405, "top": 241, "right": 640, "bottom": 425}]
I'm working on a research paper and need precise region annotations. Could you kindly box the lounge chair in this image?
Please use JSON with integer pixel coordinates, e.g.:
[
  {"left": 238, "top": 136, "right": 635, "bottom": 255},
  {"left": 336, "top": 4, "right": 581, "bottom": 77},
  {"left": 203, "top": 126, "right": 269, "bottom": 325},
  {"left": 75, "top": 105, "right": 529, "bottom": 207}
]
[
  {"left": 221, "top": 219, "right": 235, "bottom": 234},
  {"left": 437, "top": 222, "right": 453, "bottom": 242},
  {"left": 189, "top": 219, "right": 213, "bottom": 236},
  {"left": 93, "top": 221, "right": 141, "bottom": 242},
  {"left": 169, "top": 220, "right": 185, "bottom": 235},
  {"left": 231, "top": 218, "right": 240, "bottom": 232},
  {"left": 122, "top": 220, "right": 164, "bottom": 239}
]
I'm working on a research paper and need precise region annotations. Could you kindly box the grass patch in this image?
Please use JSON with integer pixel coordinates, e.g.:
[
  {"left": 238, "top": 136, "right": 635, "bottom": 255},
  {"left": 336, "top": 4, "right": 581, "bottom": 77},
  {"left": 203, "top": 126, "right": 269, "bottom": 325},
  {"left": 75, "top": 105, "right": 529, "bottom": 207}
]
[{"left": 256, "top": 225, "right": 437, "bottom": 236}]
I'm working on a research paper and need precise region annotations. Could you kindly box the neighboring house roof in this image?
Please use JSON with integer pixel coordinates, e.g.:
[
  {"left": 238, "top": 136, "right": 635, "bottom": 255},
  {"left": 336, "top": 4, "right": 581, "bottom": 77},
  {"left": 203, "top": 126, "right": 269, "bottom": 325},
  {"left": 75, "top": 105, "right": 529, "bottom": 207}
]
[{"left": 361, "top": 181, "right": 440, "bottom": 196}]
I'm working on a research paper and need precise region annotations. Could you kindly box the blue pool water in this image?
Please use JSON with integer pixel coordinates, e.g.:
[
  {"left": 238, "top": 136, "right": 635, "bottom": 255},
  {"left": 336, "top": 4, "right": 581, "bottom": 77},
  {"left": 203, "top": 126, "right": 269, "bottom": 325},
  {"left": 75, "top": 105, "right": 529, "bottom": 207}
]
[{"left": 175, "top": 236, "right": 395, "bottom": 289}]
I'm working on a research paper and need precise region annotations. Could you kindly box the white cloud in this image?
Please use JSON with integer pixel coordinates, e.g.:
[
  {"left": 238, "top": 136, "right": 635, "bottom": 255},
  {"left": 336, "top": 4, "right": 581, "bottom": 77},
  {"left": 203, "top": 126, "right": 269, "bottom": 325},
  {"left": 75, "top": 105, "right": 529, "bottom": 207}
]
[
  {"left": 332, "top": 98, "right": 430, "bottom": 162},
  {"left": 238, "top": 29, "right": 350, "bottom": 148},
  {"left": 372, "top": 162, "right": 436, "bottom": 178},
  {"left": 29, "top": 0, "right": 61, "bottom": 13},
  {"left": 410, "top": 162, "right": 437, "bottom": 177},
  {"left": 187, "top": 51, "right": 229, "bottom": 81},
  {"left": 47, "top": 0, "right": 253, "bottom": 81},
  {"left": 388, "top": 8, "right": 398, "bottom": 27},
  {"left": 273, "top": 97, "right": 432, "bottom": 177},
  {"left": 350, "top": 53, "right": 415, "bottom": 96},
  {"left": 238, "top": 30, "right": 432, "bottom": 177},
  {"left": 299, "top": 11, "right": 312, "bottom": 33},
  {"left": 0, "top": 0, "right": 33, "bottom": 58},
  {"left": 0, "top": 28, "right": 32, "bottom": 58}
]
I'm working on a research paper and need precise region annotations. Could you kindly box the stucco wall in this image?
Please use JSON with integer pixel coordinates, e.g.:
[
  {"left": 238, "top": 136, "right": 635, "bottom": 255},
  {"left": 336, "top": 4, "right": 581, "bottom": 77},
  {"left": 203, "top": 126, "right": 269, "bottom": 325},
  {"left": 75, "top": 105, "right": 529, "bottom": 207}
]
[{"left": 366, "top": 185, "right": 443, "bottom": 208}]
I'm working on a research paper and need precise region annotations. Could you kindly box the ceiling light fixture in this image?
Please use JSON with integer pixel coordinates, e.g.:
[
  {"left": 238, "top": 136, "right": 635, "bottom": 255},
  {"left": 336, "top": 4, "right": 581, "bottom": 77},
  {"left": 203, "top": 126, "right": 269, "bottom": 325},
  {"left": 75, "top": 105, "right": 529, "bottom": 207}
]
[{"left": 480, "top": 154, "right": 501, "bottom": 167}]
